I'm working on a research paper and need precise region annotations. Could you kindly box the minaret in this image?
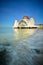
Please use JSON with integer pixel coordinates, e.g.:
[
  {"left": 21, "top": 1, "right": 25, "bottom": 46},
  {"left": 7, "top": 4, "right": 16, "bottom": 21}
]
[
  {"left": 28, "top": 17, "right": 35, "bottom": 27},
  {"left": 13, "top": 20, "right": 18, "bottom": 27}
]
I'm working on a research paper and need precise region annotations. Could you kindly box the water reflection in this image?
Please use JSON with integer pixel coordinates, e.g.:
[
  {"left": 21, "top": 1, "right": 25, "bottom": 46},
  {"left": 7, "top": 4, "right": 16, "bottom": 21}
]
[
  {"left": 13, "top": 29, "right": 36, "bottom": 41},
  {"left": 0, "top": 28, "right": 43, "bottom": 65}
]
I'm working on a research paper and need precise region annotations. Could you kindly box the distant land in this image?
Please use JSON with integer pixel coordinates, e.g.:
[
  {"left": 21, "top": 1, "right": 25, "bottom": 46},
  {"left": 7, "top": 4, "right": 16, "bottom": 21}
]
[{"left": 35, "top": 24, "right": 43, "bottom": 29}]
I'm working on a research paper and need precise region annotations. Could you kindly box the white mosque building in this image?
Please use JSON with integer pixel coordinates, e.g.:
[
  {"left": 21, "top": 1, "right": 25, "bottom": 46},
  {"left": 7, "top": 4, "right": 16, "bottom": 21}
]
[{"left": 13, "top": 16, "right": 38, "bottom": 28}]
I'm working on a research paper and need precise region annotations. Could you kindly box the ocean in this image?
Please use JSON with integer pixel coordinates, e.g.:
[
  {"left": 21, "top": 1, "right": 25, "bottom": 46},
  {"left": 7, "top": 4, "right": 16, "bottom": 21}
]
[{"left": 0, "top": 28, "right": 43, "bottom": 65}]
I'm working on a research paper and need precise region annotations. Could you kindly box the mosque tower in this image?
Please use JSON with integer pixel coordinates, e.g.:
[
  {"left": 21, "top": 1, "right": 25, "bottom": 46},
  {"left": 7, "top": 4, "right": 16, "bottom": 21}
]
[
  {"left": 28, "top": 17, "right": 35, "bottom": 27},
  {"left": 13, "top": 20, "right": 18, "bottom": 28}
]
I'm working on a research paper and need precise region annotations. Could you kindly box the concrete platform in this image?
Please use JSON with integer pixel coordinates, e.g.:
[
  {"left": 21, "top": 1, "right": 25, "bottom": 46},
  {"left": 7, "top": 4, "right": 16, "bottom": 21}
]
[{"left": 14, "top": 27, "right": 37, "bottom": 29}]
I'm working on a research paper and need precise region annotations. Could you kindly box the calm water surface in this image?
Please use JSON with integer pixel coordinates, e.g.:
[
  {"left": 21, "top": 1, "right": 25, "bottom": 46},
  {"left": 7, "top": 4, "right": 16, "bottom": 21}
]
[{"left": 0, "top": 28, "right": 43, "bottom": 65}]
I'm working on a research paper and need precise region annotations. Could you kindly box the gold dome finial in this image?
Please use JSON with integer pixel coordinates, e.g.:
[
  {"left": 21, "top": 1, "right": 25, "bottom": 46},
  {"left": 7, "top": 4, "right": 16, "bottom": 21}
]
[{"left": 23, "top": 16, "right": 29, "bottom": 19}]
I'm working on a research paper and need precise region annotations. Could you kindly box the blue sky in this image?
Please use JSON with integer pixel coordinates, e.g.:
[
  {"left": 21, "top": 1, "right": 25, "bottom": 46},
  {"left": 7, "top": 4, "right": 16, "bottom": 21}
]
[{"left": 0, "top": 0, "right": 43, "bottom": 26}]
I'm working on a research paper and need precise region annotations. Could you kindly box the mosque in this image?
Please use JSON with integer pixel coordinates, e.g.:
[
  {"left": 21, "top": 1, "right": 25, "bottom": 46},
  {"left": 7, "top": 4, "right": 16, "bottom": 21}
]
[{"left": 13, "top": 16, "right": 37, "bottom": 29}]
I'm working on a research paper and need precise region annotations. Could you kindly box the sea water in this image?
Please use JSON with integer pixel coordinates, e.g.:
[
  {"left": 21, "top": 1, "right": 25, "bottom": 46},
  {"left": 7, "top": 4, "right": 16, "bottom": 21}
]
[{"left": 0, "top": 28, "right": 43, "bottom": 65}]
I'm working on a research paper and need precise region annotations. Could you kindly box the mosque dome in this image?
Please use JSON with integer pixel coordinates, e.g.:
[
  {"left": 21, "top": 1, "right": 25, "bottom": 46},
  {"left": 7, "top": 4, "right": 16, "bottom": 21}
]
[
  {"left": 18, "top": 16, "right": 29, "bottom": 27},
  {"left": 23, "top": 16, "right": 29, "bottom": 19}
]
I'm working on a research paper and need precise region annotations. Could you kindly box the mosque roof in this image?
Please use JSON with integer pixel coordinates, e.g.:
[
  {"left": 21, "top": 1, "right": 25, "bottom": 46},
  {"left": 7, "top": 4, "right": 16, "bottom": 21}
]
[{"left": 23, "top": 16, "right": 29, "bottom": 19}]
